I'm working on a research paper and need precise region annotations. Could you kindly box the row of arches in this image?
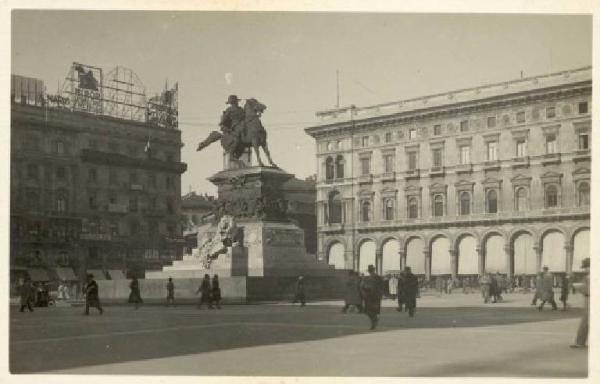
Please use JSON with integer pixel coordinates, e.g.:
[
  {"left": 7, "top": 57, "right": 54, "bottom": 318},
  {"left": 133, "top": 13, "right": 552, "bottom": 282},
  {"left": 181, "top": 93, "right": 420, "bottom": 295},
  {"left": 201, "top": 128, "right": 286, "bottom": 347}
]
[{"left": 327, "top": 228, "right": 589, "bottom": 276}]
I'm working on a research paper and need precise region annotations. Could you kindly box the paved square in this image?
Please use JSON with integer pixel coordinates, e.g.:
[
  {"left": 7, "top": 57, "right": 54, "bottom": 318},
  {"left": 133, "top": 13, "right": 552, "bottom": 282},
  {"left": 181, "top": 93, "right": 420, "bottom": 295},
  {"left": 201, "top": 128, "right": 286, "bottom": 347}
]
[{"left": 10, "top": 293, "right": 587, "bottom": 377}]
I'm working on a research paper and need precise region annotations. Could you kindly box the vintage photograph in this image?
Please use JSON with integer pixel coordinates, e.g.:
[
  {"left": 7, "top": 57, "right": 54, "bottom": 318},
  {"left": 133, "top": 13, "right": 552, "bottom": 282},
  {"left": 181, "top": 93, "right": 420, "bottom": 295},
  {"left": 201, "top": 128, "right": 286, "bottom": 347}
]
[{"left": 7, "top": 8, "right": 592, "bottom": 378}]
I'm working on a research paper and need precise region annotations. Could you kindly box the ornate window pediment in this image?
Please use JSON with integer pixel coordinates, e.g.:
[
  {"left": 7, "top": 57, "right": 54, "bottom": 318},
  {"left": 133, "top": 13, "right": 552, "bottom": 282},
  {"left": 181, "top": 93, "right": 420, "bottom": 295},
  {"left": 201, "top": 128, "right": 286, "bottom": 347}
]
[
  {"left": 511, "top": 174, "right": 532, "bottom": 187},
  {"left": 483, "top": 133, "right": 501, "bottom": 143},
  {"left": 429, "top": 140, "right": 445, "bottom": 149},
  {"left": 482, "top": 177, "right": 502, "bottom": 189},
  {"left": 455, "top": 180, "right": 475, "bottom": 192},
  {"left": 540, "top": 171, "right": 563, "bottom": 184},
  {"left": 511, "top": 128, "right": 529, "bottom": 140},
  {"left": 404, "top": 185, "right": 422, "bottom": 196},
  {"left": 572, "top": 167, "right": 590, "bottom": 182},
  {"left": 358, "top": 189, "right": 375, "bottom": 198},
  {"left": 380, "top": 187, "right": 398, "bottom": 197},
  {"left": 429, "top": 183, "right": 446, "bottom": 194},
  {"left": 542, "top": 124, "right": 561, "bottom": 136}
]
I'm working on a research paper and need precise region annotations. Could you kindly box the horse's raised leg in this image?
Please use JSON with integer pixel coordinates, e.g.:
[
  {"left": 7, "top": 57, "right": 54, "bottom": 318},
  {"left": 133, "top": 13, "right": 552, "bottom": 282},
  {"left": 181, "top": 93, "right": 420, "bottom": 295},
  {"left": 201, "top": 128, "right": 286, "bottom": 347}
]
[{"left": 262, "top": 143, "right": 277, "bottom": 168}]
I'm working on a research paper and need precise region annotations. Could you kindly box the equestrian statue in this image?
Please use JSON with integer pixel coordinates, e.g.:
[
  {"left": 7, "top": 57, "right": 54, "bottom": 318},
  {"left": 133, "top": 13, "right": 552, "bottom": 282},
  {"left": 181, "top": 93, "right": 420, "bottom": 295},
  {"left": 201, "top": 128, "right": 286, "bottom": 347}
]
[{"left": 197, "top": 95, "right": 277, "bottom": 168}]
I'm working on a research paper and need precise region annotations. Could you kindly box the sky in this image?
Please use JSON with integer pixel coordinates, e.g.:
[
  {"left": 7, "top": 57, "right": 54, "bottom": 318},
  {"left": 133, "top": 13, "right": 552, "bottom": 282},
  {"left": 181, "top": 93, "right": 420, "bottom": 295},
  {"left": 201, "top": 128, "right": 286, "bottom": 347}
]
[{"left": 11, "top": 11, "right": 592, "bottom": 195}]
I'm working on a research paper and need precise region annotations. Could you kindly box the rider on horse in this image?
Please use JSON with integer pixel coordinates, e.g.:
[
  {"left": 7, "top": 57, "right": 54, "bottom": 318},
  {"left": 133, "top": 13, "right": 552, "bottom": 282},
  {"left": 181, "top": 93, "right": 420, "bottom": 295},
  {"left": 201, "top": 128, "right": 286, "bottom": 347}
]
[{"left": 219, "top": 95, "right": 245, "bottom": 154}]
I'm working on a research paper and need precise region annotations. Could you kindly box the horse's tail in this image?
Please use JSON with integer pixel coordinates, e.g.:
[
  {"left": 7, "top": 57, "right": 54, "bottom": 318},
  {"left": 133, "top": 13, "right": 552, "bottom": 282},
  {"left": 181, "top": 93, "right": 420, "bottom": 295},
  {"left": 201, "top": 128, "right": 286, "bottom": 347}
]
[{"left": 197, "top": 130, "right": 222, "bottom": 152}]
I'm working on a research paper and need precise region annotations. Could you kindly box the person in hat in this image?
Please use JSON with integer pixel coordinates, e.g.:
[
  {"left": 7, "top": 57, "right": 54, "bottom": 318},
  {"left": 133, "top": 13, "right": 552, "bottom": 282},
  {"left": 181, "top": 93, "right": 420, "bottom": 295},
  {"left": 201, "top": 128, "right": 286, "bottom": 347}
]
[
  {"left": 83, "top": 273, "right": 103, "bottom": 315},
  {"left": 571, "top": 258, "right": 590, "bottom": 348},
  {"left": 399, "top": 267, "right": 419, "bottom": 317},
  {"left": 166, "top": 277, "right": 175, "bottom": 307},
  {"left": 211, "top": 274, "right": 222, "bottom": 309},
  {"left": 128, "top": 275, "right": 143, "bottom": 310},
  {"left": 19, "top": 277, "right": 34, "bottom": 313},
  {"left": 360, "top": 265, "right": 384, "bottom": 330},
  {"left": 292, "top": 275, "right": 306, "bottom": 306},
  {"left": 197, "top": 274, "right": 213, "bottom": 309},
  {"left": 538, "top": 266, "right": 558, "bottom": 311},
  {"left": 219, "top": 95, "right": 245, "bottom": 151}
]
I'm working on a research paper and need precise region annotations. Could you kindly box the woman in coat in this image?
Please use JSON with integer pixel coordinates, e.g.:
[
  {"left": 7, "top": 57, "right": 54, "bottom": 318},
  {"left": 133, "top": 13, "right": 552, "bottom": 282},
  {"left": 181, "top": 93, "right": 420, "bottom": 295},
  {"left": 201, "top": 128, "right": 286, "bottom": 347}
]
[
  {"left": 128, "top": 276, "right": 143, "bottom": 309},
  {"left": 197, "top": 274, "right": 213, "bottom": 309},
  {"left": 211, "top": 274, "right": 222, "bottom": 309}
]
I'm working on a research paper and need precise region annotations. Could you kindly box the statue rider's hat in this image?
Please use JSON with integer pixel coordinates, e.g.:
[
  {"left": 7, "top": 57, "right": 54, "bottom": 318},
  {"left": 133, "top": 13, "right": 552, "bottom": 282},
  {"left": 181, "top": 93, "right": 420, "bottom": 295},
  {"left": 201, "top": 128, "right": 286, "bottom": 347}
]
[{"left": 226, "top": 95, "right": 241, "bottom": 104}]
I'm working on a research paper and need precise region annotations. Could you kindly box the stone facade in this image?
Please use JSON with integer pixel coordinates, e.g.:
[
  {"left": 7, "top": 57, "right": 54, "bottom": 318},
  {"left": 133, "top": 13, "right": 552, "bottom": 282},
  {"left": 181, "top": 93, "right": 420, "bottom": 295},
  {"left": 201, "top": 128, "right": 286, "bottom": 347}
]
[
  {"left": 10, "top": 98, "right": 187, "bottom": 280},
  {"left": 305, "top": 67, "right": 591, "bottom": 280}
]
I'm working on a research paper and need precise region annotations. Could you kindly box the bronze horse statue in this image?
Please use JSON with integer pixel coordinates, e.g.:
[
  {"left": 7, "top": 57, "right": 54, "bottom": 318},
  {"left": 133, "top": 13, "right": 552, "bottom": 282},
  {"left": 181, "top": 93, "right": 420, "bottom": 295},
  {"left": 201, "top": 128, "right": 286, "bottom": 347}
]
[{"left": 197, "top": 98, "right": 277, "bottom": 168}]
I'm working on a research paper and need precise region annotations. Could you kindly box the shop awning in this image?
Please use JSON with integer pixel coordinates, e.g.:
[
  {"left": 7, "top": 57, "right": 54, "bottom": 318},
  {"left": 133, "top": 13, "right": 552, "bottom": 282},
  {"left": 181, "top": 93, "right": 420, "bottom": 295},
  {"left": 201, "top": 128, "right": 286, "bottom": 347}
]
[
  {"left": 87, "top": 269, "right": 107, "bottom": 280},
  {"left": 107, "top": 269, "right": 126, "bottom": 280},
  {"left": 27, "top": 268, "right": 50, "bottom": 282},
  {"left": 55, "top": 267, "right": 78, "bottom": 281}
]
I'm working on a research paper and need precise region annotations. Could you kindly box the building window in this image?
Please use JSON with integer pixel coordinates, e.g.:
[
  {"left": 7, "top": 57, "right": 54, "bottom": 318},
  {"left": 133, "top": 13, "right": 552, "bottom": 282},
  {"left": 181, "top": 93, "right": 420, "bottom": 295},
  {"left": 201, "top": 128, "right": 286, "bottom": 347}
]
[
  {"left": 27, "top": 164, "right": 39, "bottom": 180},
  {"left": 408, "top": 128, "right": 417, "bottom": 140},
  {"left": 326, "top": 142, "right": 334, "bottom": 152},
  {"left": 515, "top": 187, "right": 528, "bottom": 211},
  {"left": 88, "top": 168, "right": 97, "bottom": 183},
  {"left": 56, "top": 141, "right": 65, "bottom": 154},
  {"left": 460, "top": 120, "right": 469, "bottom": 132},
  {"left": 109, "top": 168, "right": 117, "bottom": 185},
  {"left": 485, "top": 142, "right": 496, "bottom": 161},
  {"left": 487, "top": 189, "right": 498, "bottom": 213},
  {"left": 385, "top": 132, "right": 392, "bottom": 143},
  {"left": 546, "top": 134, "right": 557, "bottom": 154},
  {"left": 408, "top": 197, "right": 419, "bottom": 219},
  {"left": 433, "top": 125, "right": 442, "bottom": 136},
  {"left": 545, "top": 185, "right": 559, "bottom": 208},
  {"left": 384, "top": 153, "right": 395, "bottom": 173},
  {"left": 546, "top": 106, "right": 556, "bottom": 119},
  {"left": 89, "top": 193, "right": 98, "bottom": 210},
  {"left": 362, "top": 136, "right": 369, "bottom": 147},
  {"left": 459, "top": 146, "right": 471, "bottom": 165},
  {"left": 433, "top": 194, "right": 444, "bottom": 217},
  {"left": 109, "top": 221, "right": 119, "bottom": 236},
  {"left": 56, "top": 196, "right": 67, "bottom": 213},
  {"left": 579, "top": 134, "right": 589, "bottom": 150},
  {"left": 578, "top": 102, "right": 588, "bottom": 114},
  {"left": 432, "top": 148, "right": 443, "bottom": 167},
  {"left": 361, "top": 201, "right": 371, "bottom": 222},
  {"left": 384, "top": 199, "right": 394, "bottom": 221},
  {"left": 516, "top": 140, "right": 527, "bottom": 158},
  {"left": 407, "top": 152, "right": 418, "bottom": 170},
  {"left": 336, "top": 140, "right": 343, "bottom": 150},
  {"left": 487, "top": 116, "right": 496, "bottom": 128},
  {"left": 360, "top": 158, "right": 371, "bottom": 176},
  {"left": 578, "top": 182, "right": 590, "bottom": 207},
  {"left": 335, "top": 155, "right": 345, "bottom": 179},
  {"left": 129, "top": 197, "right": 138, "bottom": 212},
  {"left": 325, "top": 157, "right": 334, "bottom": 180},
  {"left": 56, "top": 167, "right": 66, "bottom": 180},
  {"left": 459, "top": 191, "right": 471, "bottom": 215},
  {"left": 516, "top": 111, "right": 526, "bottom": 123},
  {"left": 328, "top": 191, "right": 343, "bottom": 224}
]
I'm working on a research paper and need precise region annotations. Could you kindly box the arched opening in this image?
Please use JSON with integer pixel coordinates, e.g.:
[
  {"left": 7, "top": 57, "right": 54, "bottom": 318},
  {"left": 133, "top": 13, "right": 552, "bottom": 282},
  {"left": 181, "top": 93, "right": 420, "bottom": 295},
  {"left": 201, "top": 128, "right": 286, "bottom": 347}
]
[
  {"left": 381, "top": 239, "right": 400, "bottom": 274},
  {"left": 457, "top": 235, "right": 478, "bottom": 275},
  {"left": 358, "top": 240, "right": 376, "bottom": 273},
  {"left": 513, "top": 232, "right": 536, "bottom": 275},
  {"left": 484, "top": 234, "right": 506, "bottom": 273},
  {"left": 431, "top": 237, "right": 451, "bottom": 276},
  {"left": 327, "top": 242, "right": 345, "bottom": 269},
  {"left": 405, "top": 238, "right": 425, "bottom": 275},
  {"left": 542, "top": 230, "right": 566, "bottom": 273},
  {"left": 573, "top": 229, "right": 590, "bottom": 272}
]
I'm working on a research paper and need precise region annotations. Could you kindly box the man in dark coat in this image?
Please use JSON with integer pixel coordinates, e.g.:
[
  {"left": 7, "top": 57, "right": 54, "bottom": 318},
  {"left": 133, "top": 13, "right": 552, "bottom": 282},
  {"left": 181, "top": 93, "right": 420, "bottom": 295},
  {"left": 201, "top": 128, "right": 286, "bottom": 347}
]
[
  {"left": 211, "top": 274, "right": 222, "bottom": 309},
  {"left": 396, "top": 270, "right": 406, "bottom": 312},
  {"left": 293, "top": 275, "right": 306, "bottom": 306},
  {"left": 166, "top": 277, "right": 175, "bottom": 307},
  {"left": 400, "top": 267, "right": 419, "bottom": 317},
  {"left": 360, "top": 265, "right": 384, "bottom": 330},
  {"left": 19, "top": 278, "right": 34, "bottom": 312},
  {"left": 559, "top": 274, "right": 569, "bottom": 311},
  {"left": 128, "top": 276, "right": 143, "bottom": 310},
  {"left": 84, "top": 274, "right": 103, "bottom": 315},
  {"left": 197, "top": 274, "right": 213, "bottom": 309},
  {"left": 538, "top": 266, "right": 558, "bottom": 311}
]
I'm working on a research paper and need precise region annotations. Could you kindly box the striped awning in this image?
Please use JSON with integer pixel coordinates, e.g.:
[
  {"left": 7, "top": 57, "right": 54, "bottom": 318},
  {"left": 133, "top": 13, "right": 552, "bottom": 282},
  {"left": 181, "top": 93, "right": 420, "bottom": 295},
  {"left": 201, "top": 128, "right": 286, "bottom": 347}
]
[
  {"left": 27, "top": 268, "right": 50, "bottom": 282},
  {"left": 107, "top": 269, "right": 126, "bottom": 280},
  {"left": 55, "top": 267, "right": 78, "bottom": 281},
  {"left": 87, "top": 269, "right": 106, "bottom": 280}
]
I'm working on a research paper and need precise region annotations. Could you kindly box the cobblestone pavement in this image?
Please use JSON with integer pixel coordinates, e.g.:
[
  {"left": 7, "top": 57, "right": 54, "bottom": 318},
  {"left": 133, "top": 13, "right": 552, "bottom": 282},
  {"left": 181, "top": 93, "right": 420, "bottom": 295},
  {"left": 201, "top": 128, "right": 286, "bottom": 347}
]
[{"left": 9, "top": 293, "right": 588, "bottom": 377}]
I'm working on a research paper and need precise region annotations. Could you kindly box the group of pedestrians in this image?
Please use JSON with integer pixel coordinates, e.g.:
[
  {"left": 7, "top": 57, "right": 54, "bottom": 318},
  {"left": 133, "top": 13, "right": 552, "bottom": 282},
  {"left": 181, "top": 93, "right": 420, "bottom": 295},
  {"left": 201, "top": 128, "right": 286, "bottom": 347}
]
[
  {"left": 196, "top": 274, "right": 222, "bottom": 309},
  {"left": 479, "top": 272, "right": 506, "bottom": 304}
]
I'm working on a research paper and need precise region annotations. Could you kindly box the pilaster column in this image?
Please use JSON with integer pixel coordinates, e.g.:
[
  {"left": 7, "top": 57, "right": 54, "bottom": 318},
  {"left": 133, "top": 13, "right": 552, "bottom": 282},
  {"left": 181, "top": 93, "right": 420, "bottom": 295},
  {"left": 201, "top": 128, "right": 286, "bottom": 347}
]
[
  {"left": 424, "top": 250, "right": 431, "bottom": 281},
  {"left": 399, "top": 250, "right": 406, "bottom": 271},
  {"left": 376, "top": 249, "right": 383, "bottom": 275},
  {"left": 504, "top": 244, "right": 513, "bottom": 279},
  {"left": 565, "top": 244, "right": 574, "bottom": 276},
  {"left": 449, "top": 249, "right": 458, "bottom": 280},
  {"left": 533, "top": 245, "right": 542, "bottom": 273},
  {"left": 476, "top": 247, "right": 484, "bottom": 276}
]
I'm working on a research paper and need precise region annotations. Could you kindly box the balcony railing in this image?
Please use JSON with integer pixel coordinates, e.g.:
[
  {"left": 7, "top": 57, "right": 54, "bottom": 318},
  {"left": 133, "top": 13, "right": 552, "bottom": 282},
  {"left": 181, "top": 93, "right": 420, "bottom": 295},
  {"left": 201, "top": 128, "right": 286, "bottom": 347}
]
[
  {"left": 429, "top": 166, "right": 445, "bottom": 177},
  {"left": 404, "top": 169, "right": 420, "bottom": 179},
  {"left": 511, "top": 156, "right": 530, "bottom": 168},
  {"left": 572, "top": 149, "right": 591, "bottom": 163},
  {"left": 483, "top": 160, "right": 501, "bottom": 171},
  {"left": 455, "top": 164, "right": 472, "bottom": 174},
  {"left": 358, "top": 174, "right": 373, "bottom": 184},
  {"left": 381, "top": 171, "right": 396, "bottom": 182},
  {"left": 541, "top": 152, "right": 561, "bottom": 165}
]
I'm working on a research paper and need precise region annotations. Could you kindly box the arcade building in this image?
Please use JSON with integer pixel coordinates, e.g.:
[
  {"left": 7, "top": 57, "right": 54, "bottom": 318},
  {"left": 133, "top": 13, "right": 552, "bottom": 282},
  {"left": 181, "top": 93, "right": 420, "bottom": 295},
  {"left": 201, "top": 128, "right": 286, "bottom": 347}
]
[{"left": 305, "top": 67, "right": 591, "bottom": 284}]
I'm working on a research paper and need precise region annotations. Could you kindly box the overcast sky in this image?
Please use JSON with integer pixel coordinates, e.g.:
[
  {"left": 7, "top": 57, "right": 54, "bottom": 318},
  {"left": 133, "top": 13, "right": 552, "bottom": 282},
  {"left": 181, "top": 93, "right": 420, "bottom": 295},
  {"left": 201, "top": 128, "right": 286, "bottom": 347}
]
[{"left": 12, "top": 12, "right": 592, "bottom": 194}]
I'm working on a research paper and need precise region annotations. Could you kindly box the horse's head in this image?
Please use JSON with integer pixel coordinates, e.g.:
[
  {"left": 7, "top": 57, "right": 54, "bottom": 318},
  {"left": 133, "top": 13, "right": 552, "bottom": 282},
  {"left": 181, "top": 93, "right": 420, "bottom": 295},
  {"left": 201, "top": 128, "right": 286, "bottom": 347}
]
[{"left": 244, "top": 98, "right": 267, "bottom": 116}]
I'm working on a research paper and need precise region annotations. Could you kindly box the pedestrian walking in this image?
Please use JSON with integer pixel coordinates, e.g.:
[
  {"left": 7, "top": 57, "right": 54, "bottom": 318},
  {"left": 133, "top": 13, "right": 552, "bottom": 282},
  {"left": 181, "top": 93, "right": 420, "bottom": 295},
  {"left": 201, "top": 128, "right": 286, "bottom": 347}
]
[
  {"left": 400, "top": 267, "right": 419, "bottom": 317},
  {"left": 128, "top": 275, "right": 143, "bottom": 310},
  {"left": 538, "top": 266, "right": 558, "bottom": 311},
  {"left": 531, "top": 272, "right": 543, "bottom": 305},
  {"left": 342, "top": 271, "right": 363, "bottom": 313},
  {"left": 19, "top": 278, "right": 34, "bottom": 313},
  {"left": 389, "top": 274, "right": 398, "bottom": 300},
  {"left": 292, "top": 275, "right": 306, "bottom": 306},
  {"left": 479, "top": 273, "right": 492, "bottom": 303},
  {"left": 570, "top": 258, "right": 589, "bottom": 348},
  {"left": 360, "top": 265, "right": 384, "bottom": 330},
  {"left": 83, "top": 273, "right": 103, "bottom": 315},
  {"left": 559, "top": 274, "right": 569, "bottom": 311},
  {"left": 197, "top": 274, "right": 213, "bottom": 309},
  {"left": 494, "top": 272, "right": 504, "bottom": 302},
  {"left": 211, "top": 274, "right": 222, "bottom": 309},
  {"left": 436, "top": 277, "right": 444, "bottom": 297},
  {"left": 396, "top": 270, "right": 406, "bottom": 312},
  {"left": 166, "top": 277, "right": 175, "bottom": 307}
]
